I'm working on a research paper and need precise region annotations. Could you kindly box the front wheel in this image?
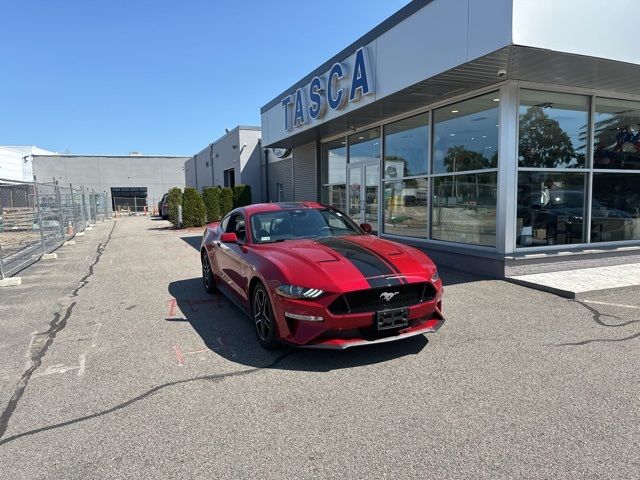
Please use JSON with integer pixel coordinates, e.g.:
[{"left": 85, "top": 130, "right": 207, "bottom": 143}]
[
  {"left": 202, "top": 251, "right": 216, "bottom": 293},
  {"left": 252, "top": 283, "right": 278, "bottom": 349}
]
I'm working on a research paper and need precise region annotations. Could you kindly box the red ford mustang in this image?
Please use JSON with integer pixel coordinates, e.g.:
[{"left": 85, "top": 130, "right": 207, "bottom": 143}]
[{"left": 200, "top": 202, "right": 444, "bottom": 349}]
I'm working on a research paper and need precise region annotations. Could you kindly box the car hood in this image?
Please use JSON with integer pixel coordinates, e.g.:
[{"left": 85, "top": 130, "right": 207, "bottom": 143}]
[{"left": 254, "top": 235, "right": 436, "bottom": 292}]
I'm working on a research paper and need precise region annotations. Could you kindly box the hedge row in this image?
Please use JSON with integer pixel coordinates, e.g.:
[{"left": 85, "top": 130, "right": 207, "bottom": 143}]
[{"left": 163, "top": 184, "right": 252, "bottom": 228}]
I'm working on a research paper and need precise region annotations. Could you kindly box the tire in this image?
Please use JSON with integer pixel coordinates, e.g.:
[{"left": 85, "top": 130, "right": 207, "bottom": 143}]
[
  {"left": 252, "top": 283, "right": 278, "bottom": 349},
  {"left": 202, "top": 251, "right": 216, "bottom": 293}
]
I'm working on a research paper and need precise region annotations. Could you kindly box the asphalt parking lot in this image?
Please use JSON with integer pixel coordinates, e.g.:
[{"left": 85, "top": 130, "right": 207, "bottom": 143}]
[{"left": 1, "top": 216, "right": 638, "bottom": 479}]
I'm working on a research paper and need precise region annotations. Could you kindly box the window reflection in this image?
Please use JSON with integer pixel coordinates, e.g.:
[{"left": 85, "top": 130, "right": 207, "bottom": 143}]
[
  {"left": 591, "top": 173, "right": 640, "bottom": 242},
  {"left": 383, "top": 178, "right": 428, "bottom": 237},
  {"left": 322, "top": 185, "right": 346, "bottom": 212},
  {"left": 517, "top": 172, "right": 586, "bottom": 246},
  {"left": 384, "top": 114, "right": 429, "bottom": 178},
  {"left": 431, "top": 173, "right": 497, "bottom": 246},
  {"left": 594, "top": 98, "right": 640, "bottom": 170},
  {"left": 348, "top": 128, "right": 381, "bottom": 163},
  {"left": 322, "top": 138, "right": 347, "bottom": 184},
  {"left": 519, "top": 90, "right": 588, "bottom": 168},
  {"left": 433, "top": 93, "right": 499, "bottom": 174}
]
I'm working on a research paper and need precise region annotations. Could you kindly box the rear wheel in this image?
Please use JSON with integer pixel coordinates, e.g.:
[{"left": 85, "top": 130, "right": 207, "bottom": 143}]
[
  {"left": 202, "top": 251, "right": 216, "bottom": 293},
  {"left": 252, "top": 283, "right": 278, "bottom": 349}
]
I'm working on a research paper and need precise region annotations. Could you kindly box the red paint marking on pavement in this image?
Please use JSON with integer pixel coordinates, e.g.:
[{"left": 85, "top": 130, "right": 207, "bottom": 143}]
[
  {"left": 184, "top": 348, "right": 210, "bottom": 355},
  {"left": 172, "top": 345, "right": 185, "bottom": 366},
  {"left": 168, "top": 298, "right": 178, "bottom": 317}
]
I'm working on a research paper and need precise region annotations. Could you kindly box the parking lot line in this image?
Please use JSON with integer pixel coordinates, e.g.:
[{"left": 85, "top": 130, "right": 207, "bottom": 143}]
[{"left": 582, "top": 300, "right": 640, "bottom": 310}]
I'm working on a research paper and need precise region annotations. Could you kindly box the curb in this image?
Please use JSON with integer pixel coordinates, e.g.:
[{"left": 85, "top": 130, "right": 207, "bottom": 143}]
[{"left": 506, "top": 277, "right": 640, "bottom": 299}]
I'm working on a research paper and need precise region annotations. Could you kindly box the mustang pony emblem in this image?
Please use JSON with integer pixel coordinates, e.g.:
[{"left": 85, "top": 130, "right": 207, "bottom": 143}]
[{"left": 380, "top": 291, "right": 399, "bottom": 302}]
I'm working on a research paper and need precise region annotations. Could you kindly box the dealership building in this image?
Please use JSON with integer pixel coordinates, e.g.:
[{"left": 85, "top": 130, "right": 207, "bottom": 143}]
[{"left": 261, "top": 0, "right": 640, "bottom": 277}]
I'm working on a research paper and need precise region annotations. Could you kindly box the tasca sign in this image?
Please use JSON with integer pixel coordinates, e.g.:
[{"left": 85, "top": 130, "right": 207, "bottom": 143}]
[{"left": 281, "top": 46, "right": 374, "bottom": 131}]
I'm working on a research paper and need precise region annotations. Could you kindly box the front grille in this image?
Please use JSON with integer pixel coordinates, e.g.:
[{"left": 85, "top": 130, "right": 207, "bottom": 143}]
[{"left": 328, "top": 282, "right": 435, "bottom": 314}]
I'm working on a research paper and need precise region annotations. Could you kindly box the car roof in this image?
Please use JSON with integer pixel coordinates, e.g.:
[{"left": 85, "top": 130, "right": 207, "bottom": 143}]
[{"left": 242, "top": 202, "right": 328, "bottom": 215}]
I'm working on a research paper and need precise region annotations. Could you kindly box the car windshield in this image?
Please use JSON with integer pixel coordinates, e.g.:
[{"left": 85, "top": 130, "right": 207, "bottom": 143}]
[{"left": 250, "top": 208, "right": 361, "bottom": 244}]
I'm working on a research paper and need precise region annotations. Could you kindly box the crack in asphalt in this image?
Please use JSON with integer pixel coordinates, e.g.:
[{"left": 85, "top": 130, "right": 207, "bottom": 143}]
[
  {"left": 558, "top": 331, "right": 640, "bottom": 347},
  {"left": 0, "top": 221, "right": 116, "bottom": 441},
  {"left": 573, "top": 300, "right": 639, "bottom": 328},
  {"left": 557, "top": 299, "right": 640, "bottom": 347},
  {"left": 0, "top": 351, "right": 296, "bottom": 447}
]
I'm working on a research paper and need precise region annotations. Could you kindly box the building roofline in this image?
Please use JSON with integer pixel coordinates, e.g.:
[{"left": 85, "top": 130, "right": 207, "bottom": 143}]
[
  {"left": 192, "top": 125, "right": 261, "bottom": 157},
  {"left": 260, "top": 0, "right": 434, "bottom": 114}
]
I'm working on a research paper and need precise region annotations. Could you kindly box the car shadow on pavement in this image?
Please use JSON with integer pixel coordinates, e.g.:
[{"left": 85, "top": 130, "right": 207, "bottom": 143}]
[
  {"left": 178, "top": 235, "right": 202, "bottom": 250},
  {"left": 167, "top": 278, "right": 429, "bottom": 372}
]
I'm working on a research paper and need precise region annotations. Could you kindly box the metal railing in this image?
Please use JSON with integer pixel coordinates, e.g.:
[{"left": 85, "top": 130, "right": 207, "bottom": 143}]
[{"left": 0, "top": 177, "right": 111, "bottom": 279}]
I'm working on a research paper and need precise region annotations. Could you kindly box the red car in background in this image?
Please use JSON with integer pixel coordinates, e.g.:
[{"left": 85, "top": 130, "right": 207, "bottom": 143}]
[{"left": 200, "top": 202, "right": 444, "bottom": 349}]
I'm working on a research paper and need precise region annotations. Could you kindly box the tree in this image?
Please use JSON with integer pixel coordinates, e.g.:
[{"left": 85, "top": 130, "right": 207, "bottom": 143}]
[
  {"left": 203, "top": 187, "right": 221, "bottom": 222},
  {"left": 442, "top": 146, "right": 490, "bottom": 172},
  {"left": 181, "top": 188, "right": 206, "bottom": 228},
  {"left": 233, "top": 184, "right": 252, "bottom": 208},
  {"left": 219, "top": 187, "right": 233, "bottom": 218},
  {"left": 519, "top": 106, "right": 577, "bottom": 168},
  {"left": 166, "top": 187, "right": 182, "bottom": 227}
]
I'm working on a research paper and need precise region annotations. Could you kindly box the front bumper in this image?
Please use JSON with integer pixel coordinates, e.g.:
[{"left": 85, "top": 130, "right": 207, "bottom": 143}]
[
  {"left": 272, "top": 290, "right": 444, "bottom": 349},
  {"left": 298, "top": 312, "right": 445, "bottom": 349}
]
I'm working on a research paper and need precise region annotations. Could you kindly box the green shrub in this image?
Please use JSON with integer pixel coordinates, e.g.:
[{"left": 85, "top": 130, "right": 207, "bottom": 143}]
[
  {"left": 219, "top": 187, "right": 234, "bottom": 218},
  {"left": 203, "top": 186, "right": 221, "bottom": 222},
  {"left": 233, "top": 184, "right": 252, "bottom": 208},
  {"left": 167, "top": 187, "right": 183, "bottom": 227},
  {"left": 181, "top": 187, "right": 206, "bottom": 228}
]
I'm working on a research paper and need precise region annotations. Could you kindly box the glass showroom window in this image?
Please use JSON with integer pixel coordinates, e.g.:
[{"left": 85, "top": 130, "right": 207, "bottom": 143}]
[
  {"left": 431, "top": 92, "right": 499, "bottom": 246},
  {"left": 517, "top": 172, "right": 587, "bottom": 246},
  {"left": 591, "top": 173, "right": 640, "bottom": 242},
  {"left": 348, "top": 128, "right": 381, "bottom": 164},
  {"left": 517, "top": 90, "right": 590, "bottom": 247},
  {"left": 519, "top": 90, "right": 589, "bottom": 168},
  {"left": 593, "top": 97, "right": 640, "bottom": 170},
  {"left": 321, "top": 138, "right": 347, "bottom": 212},
  {"left": 383, "top": 113, "right": 429, "bottom": 237}
]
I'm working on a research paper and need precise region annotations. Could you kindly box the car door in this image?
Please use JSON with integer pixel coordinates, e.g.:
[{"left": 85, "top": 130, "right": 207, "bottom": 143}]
[{"left": 215, "top": 212, "right": 250, "bottom": 302}]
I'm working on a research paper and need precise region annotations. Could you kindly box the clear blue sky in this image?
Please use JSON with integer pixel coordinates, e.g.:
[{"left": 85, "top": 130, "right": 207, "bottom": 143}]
[{"left": 0, "top": 0, "right": 410, "bottom": 156}]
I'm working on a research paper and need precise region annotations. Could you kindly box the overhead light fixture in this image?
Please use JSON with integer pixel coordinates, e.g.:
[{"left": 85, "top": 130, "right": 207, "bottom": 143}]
[
  {"left": 451, "top": 110, "right": 459, "bottom": 113},
  {"left": 449, "top": 133, "right": 456, "bottom": 137},
  {"left": 358, "top": 136, "right": 364, "bottom": 140},
  {"left": 493, "top": 98, "right": 500, "bottom": 102}
]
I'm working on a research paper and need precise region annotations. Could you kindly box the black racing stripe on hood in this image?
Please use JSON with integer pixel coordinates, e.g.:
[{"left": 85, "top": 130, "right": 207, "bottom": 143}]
[
  {"left": 316, "top": 237, "right": 404, "bottom": 287},
  {"left": 338, "top": 236, "right": 408, "bottom": 284}
]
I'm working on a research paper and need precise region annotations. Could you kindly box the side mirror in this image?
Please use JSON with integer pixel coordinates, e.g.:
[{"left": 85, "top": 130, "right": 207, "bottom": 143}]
[
  {"left": 220, "top": 232, "right": 238, "bottom": 243},
  {"left": 360, "top": 223, "right": 373, "bottom": 234}
]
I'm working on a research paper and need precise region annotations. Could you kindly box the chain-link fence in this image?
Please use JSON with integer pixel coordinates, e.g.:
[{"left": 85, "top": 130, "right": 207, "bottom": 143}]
[{"left": 0, "top": 177, "right": 111, "bottom": 279}]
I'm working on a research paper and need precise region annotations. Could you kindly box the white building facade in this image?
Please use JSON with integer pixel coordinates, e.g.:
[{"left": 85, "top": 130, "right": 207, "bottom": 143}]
[
  {"left": 261, "top": 0, "right": 640, "bottom": 276},
  {"left": 0, "top": 146, "right": 57, "bottom": 182},
  {"left": 185, "top": 126, "right": 265, "bottom": 202}
]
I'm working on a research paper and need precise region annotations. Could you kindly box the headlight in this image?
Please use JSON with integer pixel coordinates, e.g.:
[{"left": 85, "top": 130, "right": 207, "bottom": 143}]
[
  {"left": 431, "top": 270, "right": 440, "bottom": 282},
  {"left": 275, "top": 285, "right": 324, "bottom": 299}
]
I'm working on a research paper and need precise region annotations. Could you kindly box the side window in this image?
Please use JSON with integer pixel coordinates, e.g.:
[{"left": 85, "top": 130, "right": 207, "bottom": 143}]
[
  {"left": 220, "top": 215, "right": 230, "bottom": 232},
  {"left": 226, "top": 213, "right": 246, "bottom": 242}
]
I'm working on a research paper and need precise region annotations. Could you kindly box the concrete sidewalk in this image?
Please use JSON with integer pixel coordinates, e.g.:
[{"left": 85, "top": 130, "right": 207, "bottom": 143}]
[{"left": 508, "top": 263, "right": 640, "bottom": 298}]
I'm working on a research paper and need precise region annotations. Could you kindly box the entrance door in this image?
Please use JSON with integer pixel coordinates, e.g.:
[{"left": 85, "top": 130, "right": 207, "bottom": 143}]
[{"left": 347, "top": 162, "right": 379, "bottom": 233}]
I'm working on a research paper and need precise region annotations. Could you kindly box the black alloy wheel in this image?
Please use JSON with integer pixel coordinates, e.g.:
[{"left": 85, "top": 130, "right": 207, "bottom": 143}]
[
  {"left": 202, "top": 251, "right": 216, "bottom": 293},
  {"left": 252, "top": 283, "right": 277, "bottom": 349}
]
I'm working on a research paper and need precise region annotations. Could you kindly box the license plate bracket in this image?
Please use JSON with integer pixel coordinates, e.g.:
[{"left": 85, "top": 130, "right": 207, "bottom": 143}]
[{"left": 376, "top": 308, "right": 409, "bottom": 331}]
